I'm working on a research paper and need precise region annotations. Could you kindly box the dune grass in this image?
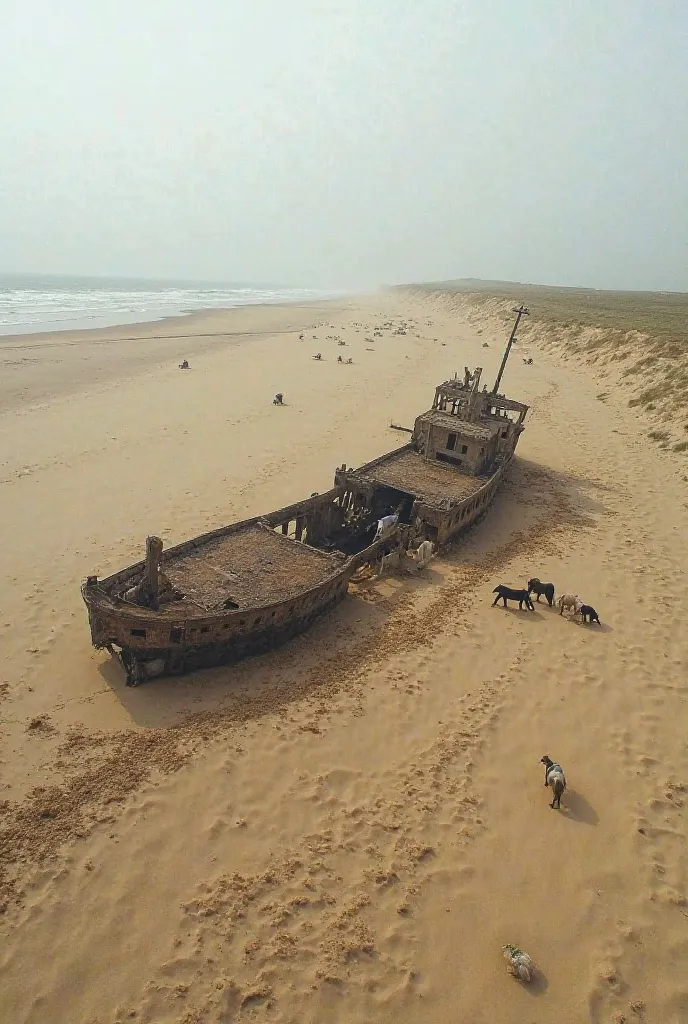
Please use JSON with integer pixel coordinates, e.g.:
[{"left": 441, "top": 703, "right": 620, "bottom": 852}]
[
  {"left": 410, "top": 279, "right": 688, "bottom": 346},
  {"left": 406, "top": 278, "right": 688, "bottom": 437}
]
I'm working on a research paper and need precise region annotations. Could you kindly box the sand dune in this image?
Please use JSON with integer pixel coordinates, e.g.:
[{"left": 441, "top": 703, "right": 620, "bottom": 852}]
[{"left": 1, "top": 291, "right": 688, "bottom": 1023}]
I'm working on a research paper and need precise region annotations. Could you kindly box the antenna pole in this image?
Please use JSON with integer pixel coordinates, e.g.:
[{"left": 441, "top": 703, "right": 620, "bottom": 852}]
[{"left": 493, "top": 305, "right": 529, "bottom": 393}]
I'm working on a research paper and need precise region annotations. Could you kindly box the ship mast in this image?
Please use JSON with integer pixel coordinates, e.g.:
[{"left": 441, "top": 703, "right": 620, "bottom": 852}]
[{"left": 493, "top": 304, "right": 529, "bottom": 393}]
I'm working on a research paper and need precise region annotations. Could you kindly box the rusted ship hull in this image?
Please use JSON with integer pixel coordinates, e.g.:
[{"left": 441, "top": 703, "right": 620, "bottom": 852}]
[
  {"left": 335, "top": 445, "right": 512, "bottom": 549},
  {"left": 81, "top": 459, "right": 510, "bottom": 685},
  {"left": 84, "top": 571, "right": 352, "bottom": 686},
  {"left": 82, "top": 487, "right": 385, "bottom": 686},
  {"left": 82, "top": 363, "right": 529, "bottom": 685}
]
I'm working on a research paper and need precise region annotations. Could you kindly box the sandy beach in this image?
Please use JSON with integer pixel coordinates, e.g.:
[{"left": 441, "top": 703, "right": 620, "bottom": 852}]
[{"left": 2, "top": 290, "right": 688, "bottom": 1023}]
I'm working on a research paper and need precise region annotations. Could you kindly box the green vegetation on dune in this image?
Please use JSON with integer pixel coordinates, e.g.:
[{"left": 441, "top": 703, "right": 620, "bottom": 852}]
[
  {"left": 408, "top": 279, "right": 688, "bottom": 346},
  {"left": 405, "top": 278, "right": 688, "bottom": 440}
]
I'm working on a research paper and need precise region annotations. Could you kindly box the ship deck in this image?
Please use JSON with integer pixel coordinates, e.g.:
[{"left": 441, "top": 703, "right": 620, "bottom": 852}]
[
  {"left": 355, "top": 449, "right": 484, "bottom": 506},
  {"left": 160, "top": 525, "right": 347, "bottom": 612}
]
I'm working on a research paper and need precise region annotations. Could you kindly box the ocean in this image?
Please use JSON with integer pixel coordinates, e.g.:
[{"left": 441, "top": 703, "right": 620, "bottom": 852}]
[{"left": 0, "top": 274, "right": 334, "bottom": 336}]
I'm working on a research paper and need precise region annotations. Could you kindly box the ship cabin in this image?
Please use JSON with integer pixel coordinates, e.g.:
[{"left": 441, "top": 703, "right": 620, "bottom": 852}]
[
  {"left": 418, "top": 366, "right": 528, "bottom": 473},
  {"left": 332, "top": 367, "right": 529, "bottom": 549}
]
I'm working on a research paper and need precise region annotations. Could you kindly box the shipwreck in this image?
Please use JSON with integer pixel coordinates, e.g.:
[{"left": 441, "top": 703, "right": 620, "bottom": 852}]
[{"left": 83, "top": 350, "right": 529, "bottom": 685}]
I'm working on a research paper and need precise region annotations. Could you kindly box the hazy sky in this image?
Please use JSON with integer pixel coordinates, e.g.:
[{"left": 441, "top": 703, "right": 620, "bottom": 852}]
[{"left": 2, "top": 1, "right": 687, "bottom": 290}]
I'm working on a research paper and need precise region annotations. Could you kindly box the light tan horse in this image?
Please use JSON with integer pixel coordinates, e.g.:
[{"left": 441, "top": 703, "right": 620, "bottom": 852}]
[{"left": 558, "top": 593, "right": 581, "bottom": 616}]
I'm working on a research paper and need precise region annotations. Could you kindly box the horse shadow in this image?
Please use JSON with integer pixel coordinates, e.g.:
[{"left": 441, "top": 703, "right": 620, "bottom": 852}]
[
  {"left": 569, "top": 618, "right": 613, "bottom": 634},
  {"left": 492, "top": 604, "right": 545, "bottom": 622},
  {"left": 523, "top": 964, "right": 550, "bottom": 996},
  {"left": 561, "top": 789, "right": 599, "bottom": 825}
]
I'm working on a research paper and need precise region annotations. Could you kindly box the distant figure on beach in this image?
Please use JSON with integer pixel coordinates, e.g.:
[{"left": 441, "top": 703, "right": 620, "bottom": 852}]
[
  {"left": 273, "top": 393, "right": 284, "bottom": 405},
  {"left": 179, "top": 360, "right": 189, "bottom": 369},
  {"left": 346, "top": 358, "right": 353, "bottom": 364},
  {"left": 337, "top": 355, "right": 343, "bottom": 363},
  {"left": 313, "top": 352, "right": 322, "bottom": 360}
]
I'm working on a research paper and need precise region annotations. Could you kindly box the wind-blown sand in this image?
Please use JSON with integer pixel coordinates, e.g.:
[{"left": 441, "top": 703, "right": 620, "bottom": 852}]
[{"left": 1, "top": 291, "right": 688, "bottom": 1023}]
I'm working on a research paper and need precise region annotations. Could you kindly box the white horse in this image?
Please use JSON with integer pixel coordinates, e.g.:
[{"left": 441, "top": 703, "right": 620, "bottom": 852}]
[{"left": 412, "top": 540, "right": 435, "bottom": 570}]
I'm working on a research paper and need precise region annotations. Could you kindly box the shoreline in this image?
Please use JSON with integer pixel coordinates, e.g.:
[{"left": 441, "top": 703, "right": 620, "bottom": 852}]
[
  {"left": 0, "top": 307, "right": 186, "bottom": 339},
  {"left": 0, "top": 281, "right": 347, "bottom": 339},
  {"left": 0, "top": 296, "right": 355, "bottom": 346}
]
